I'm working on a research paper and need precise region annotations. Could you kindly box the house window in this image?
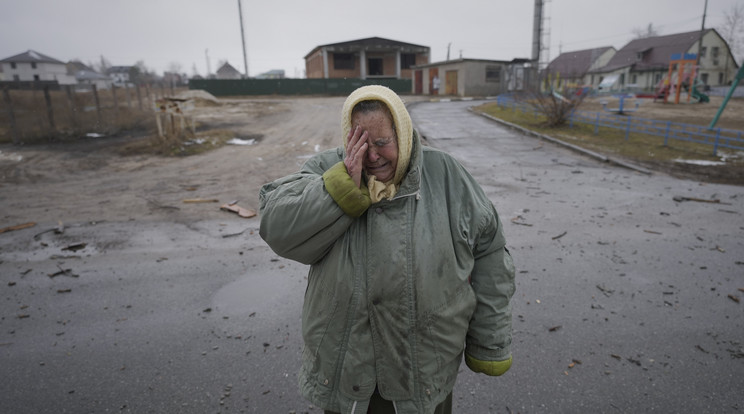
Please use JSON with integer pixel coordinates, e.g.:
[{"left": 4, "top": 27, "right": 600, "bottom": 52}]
[
  {"left": 13, "top": 75, "right": 19, "bottom": 81},
  {"left": 701, "top": 73, "right": 709, "bottom": 85},
  {"left": 485, "top": 66, "right": 501, "bottom": 82},
  {"left": 718, "top": 72, "right": 724, "bottom": 85},
  {"left": 700, "top": 47, "right": 706, "bottom": 57},
  {"left": 400, "top": 53, "right": 416, "bottom": 69},
  {"left": 33, "top": 75, "right": 40, "bottom": 81},
  {"left": 712, "top": 47, "right": 719, "bottom": 58},
  {"left": 333, "top": 53, "right": 354, "bottom": 70},
  {"left": 631, "top": 74, "right": 637, "bottom": 84},
  {"left": 11, "top": 62, "right": 16, "bottom": 69},
  {"left": 31, "top": 62, "right": 37, "bottom": 69},
  {"left": 654, "top": 73, "right": 662, "bottom": 84}
]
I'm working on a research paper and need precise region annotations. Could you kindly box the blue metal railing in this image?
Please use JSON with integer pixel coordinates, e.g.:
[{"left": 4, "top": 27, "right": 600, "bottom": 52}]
[{"left": 493, "top": 95, "right": 744, "bottom": 156}]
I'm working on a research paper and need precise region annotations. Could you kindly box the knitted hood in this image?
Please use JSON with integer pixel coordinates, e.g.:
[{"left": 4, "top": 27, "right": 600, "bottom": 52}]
[{"left": 341, "top": 85, "right": 413, "bottom": 188}]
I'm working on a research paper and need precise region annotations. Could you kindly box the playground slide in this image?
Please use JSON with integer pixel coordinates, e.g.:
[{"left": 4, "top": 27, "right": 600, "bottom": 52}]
[{"left": 691, "top": 84, "right": 710, "bottom": 103}]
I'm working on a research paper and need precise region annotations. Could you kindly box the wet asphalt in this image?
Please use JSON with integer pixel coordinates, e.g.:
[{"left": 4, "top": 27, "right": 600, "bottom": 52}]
[{"left": 1, "top": 100, "right": 742, "bottom": 413}]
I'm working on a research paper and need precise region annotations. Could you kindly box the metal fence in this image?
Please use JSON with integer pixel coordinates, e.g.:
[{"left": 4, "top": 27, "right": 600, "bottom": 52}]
[
  {"left": 188, "top": 78, "right": 413, "bottom": 96},
  {"left": 495, "top": 95, "right": 744, "bottom": 156}
]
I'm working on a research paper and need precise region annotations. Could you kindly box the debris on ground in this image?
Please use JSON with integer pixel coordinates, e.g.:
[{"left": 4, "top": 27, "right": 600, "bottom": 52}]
[
  {"left": 552, "top": 231, "right": 567, "bottom": 240},
  {"left": 673, "top": 196, "right": 729, "bottom": 204},
  {"left": 33, "top": 221, "right": 65, "bottom": 239},
  {"left": 62, "top": 243, "right": 87, "bottom": 252},
  {"left": 183, "top": 198, "right": 219, "bottom": 204},
  {"left": 220, "top": 202, "right": 256, "bottom": 218},
  {"left": 0, "top": 222, "right": 36, "bottom": 234}
]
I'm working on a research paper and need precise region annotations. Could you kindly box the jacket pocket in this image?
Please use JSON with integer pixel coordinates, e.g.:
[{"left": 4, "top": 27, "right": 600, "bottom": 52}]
[{"left": 416, "top": 282, "right": 475, "bottom": 396}]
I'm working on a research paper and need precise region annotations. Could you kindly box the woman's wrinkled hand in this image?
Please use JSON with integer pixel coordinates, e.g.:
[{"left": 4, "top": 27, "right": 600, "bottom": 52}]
[{"left": 344, "top": 126, "right": 368, "bottom": 188}]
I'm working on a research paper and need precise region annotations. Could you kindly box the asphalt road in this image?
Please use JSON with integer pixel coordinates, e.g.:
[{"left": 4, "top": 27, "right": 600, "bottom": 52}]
[{"left": 1, "top": 99, "right": 742, "bottom": 413}]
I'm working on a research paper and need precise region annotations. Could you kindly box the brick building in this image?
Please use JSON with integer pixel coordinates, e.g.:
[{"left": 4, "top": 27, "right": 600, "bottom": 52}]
[{"left": 304, "top": 37, "right": 429, "bottom": 80}]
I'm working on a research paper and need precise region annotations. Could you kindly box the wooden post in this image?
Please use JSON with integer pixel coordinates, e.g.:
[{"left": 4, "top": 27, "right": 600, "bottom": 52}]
[
  {"left": 2, "top": 86, "right": 21, "bottom": 145},
  {"left": 43, "top": 85, "right": 56, "bottom": 135},
  {"left": 135, "top": 84, "right": 143, "bottom": 110},
  {"left": 65, "top": 85, "right": 79, "bottom": 130},
  {"left": 125, "top": 83, "right": 132, "bottom": 108},
  {"left": 92, "top": 84, "right": 102, "bottom": 129},
  {"left": 111, "top": 84, "right": 119, "bottom": 120}
]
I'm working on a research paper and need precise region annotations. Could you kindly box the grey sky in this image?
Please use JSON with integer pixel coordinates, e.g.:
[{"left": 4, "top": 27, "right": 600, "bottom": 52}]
[{"left": 0, "top": 0, "right": 740, "bottom": 78}]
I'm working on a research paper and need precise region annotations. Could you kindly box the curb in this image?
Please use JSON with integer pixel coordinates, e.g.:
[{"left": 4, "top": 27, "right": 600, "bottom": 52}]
[{"left": 470, "top": 108, "right": 653, "bottom": 175}]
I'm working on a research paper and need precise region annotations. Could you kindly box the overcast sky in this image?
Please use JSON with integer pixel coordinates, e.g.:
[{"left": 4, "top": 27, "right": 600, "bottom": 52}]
[{"left": 1, "top": 0, "right": 741, "bottom": 78}]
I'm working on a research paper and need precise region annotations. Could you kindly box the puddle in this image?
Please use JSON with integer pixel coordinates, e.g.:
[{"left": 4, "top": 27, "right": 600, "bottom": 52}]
[{"left": 212, "top": 267, "right": 298, "bottom": 315}]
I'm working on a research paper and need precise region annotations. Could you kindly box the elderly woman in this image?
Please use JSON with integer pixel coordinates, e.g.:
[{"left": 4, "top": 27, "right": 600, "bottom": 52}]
[{"left": 259, "top": 85, "right": 515, "bottom": 414}]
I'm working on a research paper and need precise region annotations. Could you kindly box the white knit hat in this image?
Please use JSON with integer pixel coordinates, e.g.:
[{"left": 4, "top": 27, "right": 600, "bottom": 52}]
[{"left": 341, "top": 85, "right": 413, "bottom": 188}]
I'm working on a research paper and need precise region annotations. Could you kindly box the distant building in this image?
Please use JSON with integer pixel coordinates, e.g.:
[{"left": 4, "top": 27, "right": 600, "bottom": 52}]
[
  {"left": 0, "top": 49, "right": 76, "bottom": 85},
  {"left": 216, "top": 62, "right": 242, "bottom": 80},
  {"left": 107, "top": 66, "right": 133, "bottom": 86},
  {"left": 412, "top": 58, "right": 511, "bottom": 97},
  {"left": 585, "top": 29, "right": 739, "bottom": 92},
  {"left": 304, "top": 37, "right": 430, "bottom": 80},
  {"left": 67, "top": 60, "right": 112, "bottom": 90},
  {"left": 255, "top": 69, "right": 285, "bottom": 79},
  {"left": 545, "top": 47, "right": 616, "bottom": 89}
]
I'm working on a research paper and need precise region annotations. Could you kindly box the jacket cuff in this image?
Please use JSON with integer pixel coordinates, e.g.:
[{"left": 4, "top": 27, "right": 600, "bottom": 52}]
[
  {"left": 322, "top": 162, "right": 371, "bottom": 218},
  {"left": 465, "top": 342, "right": 511, "bottom": 362}
]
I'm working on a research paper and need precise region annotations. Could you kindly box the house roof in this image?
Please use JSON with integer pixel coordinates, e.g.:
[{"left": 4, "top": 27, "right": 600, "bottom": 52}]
[
  {"left": 67, "top": 60, "right": 94, "bottom": 74},
  {"left": 413, "top": 58, "right": 511, "bottom": 69},
  {"left": 107, "top": 66, "right": 132, "bottom": 74},
  {"left": 216, "top": 62, "right": 241, "bottom": 75},
  {"left": 547, "top": 46, "right": 614, "bottom": 77},
  {"left": 595, "top": 29, "right": 712, "bottom": 73},
  {"left": 0, "top": 49, "right": 65, "bottom": 64},
  {"left": 305, "top": 37, "right": 429, "bottom": 59}
]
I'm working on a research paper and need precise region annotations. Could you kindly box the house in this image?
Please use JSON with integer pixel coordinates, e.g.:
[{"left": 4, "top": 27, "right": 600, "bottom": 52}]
[
  {"left": 587, "top": 29, "right": 739, "bottom": 92},
  {"left": 412, "top": 58, "right": 511, "bottom": 97},
  {"left": 545, "top": 47, "right": 616, "bottom": 89},
  {"left": 255, "top": 69, "right": 285, "bottom": 79},
  {"left": 304, "top": 37, "right": 430, "bottom": 80},
  {"left": 0, "top": 49, "right": 76, "bottom": 85},
  {"left": 107, "top": 66, "right": 133, "bottom": 86},
  {"left": 216, "top": 62, "right": 242, "bottom": 79},
  {"left": 67, "top": 60, "right": 112, "bottom": 90}
]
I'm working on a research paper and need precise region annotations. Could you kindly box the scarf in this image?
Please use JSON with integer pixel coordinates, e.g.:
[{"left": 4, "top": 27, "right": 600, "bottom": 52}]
[{"left": 341, "top": 85, "right": 413, "bottom": 203}]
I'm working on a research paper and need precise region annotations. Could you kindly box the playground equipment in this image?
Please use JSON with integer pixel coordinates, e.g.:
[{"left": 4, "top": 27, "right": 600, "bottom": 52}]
[
  {"left": 654, "top": 53, "right": 710, "bottom": 104},
  {"left": 601, "top": 94, "right": 639, "bottom": 115},
  {"left": 709, "top": 64, "right": 744, "bottom": 129}
]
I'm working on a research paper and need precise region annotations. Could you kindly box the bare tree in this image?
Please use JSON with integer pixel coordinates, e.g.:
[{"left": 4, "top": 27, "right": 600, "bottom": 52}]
[
  {"left": 518, "top": 90, "right": 587, "bottom": 128},
  {"left": 720, "top": 3, "right": 744, "bottom": 67},
  {"left": 632, "top": 23, "right": 660, "bottom": 40}
]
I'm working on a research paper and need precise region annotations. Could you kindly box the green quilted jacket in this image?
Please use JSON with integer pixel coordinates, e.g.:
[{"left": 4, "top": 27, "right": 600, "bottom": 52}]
[{"left": 259, "top": 132, "right": 515, "bottom": 414}]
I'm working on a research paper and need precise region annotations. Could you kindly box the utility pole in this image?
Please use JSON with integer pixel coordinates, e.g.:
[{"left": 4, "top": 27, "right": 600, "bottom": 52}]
[
  {"left": 238, "top": 0, "right": 249, "bottom": 78},
  {"left": 696, "top": 0, "right": 708, "bottom": 69},
  {"left": 205, "top": 49, "right": 211, "bottom": 78},
  {"left": 446, "top": 43, "right": 451, "bottom": 61}
]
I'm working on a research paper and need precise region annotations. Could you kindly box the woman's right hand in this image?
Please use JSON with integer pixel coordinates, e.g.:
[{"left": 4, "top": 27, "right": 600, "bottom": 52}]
[{"left": 344, "top": 126, "right": 368, "bottom": 188}]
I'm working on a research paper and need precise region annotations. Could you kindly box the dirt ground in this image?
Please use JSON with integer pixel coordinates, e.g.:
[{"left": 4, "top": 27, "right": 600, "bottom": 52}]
[
  {"left": 0, "top": 93, "right": 742, "bottom": 228},
  {"left": 0, "top": 96, "right": 348, "bottom": 226}
]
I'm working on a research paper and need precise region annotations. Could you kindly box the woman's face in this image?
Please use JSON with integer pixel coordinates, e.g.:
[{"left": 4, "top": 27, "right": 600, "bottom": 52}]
[{"left": 352, "top": 109, "right": 398, "bottom": 183}]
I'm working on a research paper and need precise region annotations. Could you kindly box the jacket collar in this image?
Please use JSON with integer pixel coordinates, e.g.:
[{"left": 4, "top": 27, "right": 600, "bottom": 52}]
[{"left": 394, "top": 129, "right": 423, "bottom": 198}]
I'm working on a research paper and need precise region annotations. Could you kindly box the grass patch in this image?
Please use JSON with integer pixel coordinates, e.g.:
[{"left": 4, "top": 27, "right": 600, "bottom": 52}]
[{"left": 474, "top": 102, "right": 733, "bottom": 164}]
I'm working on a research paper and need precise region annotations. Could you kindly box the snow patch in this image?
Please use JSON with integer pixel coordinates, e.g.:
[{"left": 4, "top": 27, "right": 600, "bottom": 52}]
[
  {"left": 227, "top": 138, "right": 256, "bottom": 146},
  {"left": 674, "top": 158, "right": 725, "bottom": 166}
]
